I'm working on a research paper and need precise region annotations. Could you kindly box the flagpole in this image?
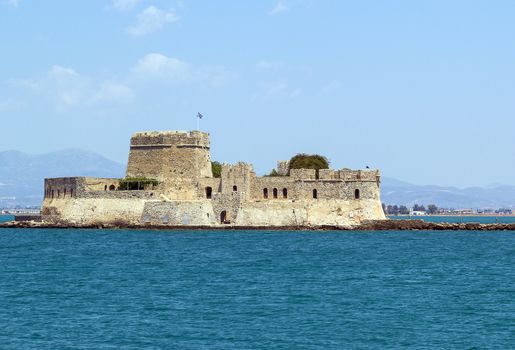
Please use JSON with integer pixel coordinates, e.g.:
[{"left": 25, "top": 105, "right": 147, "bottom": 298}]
[{"left": 197, "top": 115, "right": 199, "bottom": 131}]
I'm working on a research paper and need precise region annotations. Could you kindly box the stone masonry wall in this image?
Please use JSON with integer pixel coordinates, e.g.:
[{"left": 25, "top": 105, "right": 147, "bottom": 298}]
[
  {"left": 41, "top": 130, "right": 386, "bottom": 227},
  {"left": 126, "top": 131, "right": 213, "bottom": 191}
]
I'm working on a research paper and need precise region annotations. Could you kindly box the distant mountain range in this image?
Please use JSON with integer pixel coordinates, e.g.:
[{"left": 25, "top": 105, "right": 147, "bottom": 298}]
[
  {"left": 0, "top": 149, "right": 125, "bottom": 207},
  {"left": 381, "top": 177, "right": 515, "bottom": 209},
  {"left": 0, "top": 149, "right": 513, "bottom": 209}
]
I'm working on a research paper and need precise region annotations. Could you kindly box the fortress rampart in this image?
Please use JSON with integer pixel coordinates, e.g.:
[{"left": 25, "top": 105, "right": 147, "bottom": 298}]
[{"left": 41, "top": 130, "right": 386, "bottom": 227}]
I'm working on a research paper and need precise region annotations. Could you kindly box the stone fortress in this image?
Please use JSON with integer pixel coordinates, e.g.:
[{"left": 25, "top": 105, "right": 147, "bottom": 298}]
[{"left": 41, "top": 130, "right": 386, "bottom": 227}]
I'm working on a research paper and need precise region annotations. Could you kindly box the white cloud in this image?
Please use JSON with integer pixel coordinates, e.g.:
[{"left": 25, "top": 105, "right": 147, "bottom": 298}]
[
  {"left": 131, "top": 53, "right": 234, "bottom": 87},
  {"left": 126, "top": 6, "right": 179, "bottom": 37},
  {"left": 268, "top": 1, "right": 288, "bottom": 15},
  {"left": 94, "top": 81, "right": 133, "bottom": 102},
  {"left": 7, "top": 0, "right": 20, "bottom": 8},
  {"left": 111, "top": 0, "right": 141, "bottom": 11},
  {"left": 13, "top": 65, "right": 133, "bottom": 111}
]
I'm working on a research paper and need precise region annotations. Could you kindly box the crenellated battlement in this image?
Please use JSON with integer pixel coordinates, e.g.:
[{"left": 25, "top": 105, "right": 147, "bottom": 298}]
[{"left": 130, "top": 130, "right": 210, "bottom": 148}]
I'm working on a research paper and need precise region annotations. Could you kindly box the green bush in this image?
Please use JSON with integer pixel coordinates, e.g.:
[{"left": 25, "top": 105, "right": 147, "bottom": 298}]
[
  {"left": 118, "top": 177, "right": 159, "bottom": 190},
  {"left": 211, "top": 161, "right": 222, "bottom": 178},
  {"left": 288, "top": 153, "right": 329, "bottom": 179}
]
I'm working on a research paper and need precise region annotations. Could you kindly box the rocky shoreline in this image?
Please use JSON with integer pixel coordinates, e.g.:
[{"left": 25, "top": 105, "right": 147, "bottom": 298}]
[{"left": 0, "top": 219, "right": 514, "bottom": 231}]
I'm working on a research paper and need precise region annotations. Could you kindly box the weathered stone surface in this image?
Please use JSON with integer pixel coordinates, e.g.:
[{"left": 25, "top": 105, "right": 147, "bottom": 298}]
[{"left": 40, "top": 130, "right": 387, "bottom": 227}]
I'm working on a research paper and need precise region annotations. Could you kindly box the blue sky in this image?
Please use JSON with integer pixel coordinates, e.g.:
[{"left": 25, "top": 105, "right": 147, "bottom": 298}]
[{"left": 1, "top": 0, "right": 514, "bottom": 187}]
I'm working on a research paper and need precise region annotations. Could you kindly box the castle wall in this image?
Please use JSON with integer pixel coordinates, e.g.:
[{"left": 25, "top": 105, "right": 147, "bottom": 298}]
[
  {"left": 126, "top": 131, "right": 213, "bottom": 199},
  {"left": 40, "top": 130, "right": 387, "bottom": 227},
  {"left": 235, "top": 198, "right": 385, "bottom": 226},
  {"left": 220, "top": 163, "right": 255, "bottom": 200},
  {"left": 41, "top": 197, "right": 148, "bottom": 225},
  {"left": 141, "top": 201, "right": 216, "bottom": 225}
]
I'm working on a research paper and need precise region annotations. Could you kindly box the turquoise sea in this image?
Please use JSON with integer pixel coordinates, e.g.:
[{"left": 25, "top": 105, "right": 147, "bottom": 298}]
[
  {"left": 0, "top": 215, "right": 14, "bottom": 223},
  {"left": 0, "top": 227, "right": 513, "bottom": 349}
]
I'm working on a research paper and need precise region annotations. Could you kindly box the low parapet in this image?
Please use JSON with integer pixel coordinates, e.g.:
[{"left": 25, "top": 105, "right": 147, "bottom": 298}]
[
  {"left": 286, "top": 168, "right": 380, "bottom": 181},
  {"left": 130, "top": 130, "right": 210, "bottom": 148}
]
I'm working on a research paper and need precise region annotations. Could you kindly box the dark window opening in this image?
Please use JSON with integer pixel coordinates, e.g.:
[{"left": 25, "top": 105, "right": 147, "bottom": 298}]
[
  {"left": 355, "top": 189, "right": 360, "bottom": 199},
  {"left": 57, "top": 190, "right": 60, "bottom": 198},
  {"left": 109, "top": 185, "right": 116, "bottom": 191},
  {"left": 312, "top": 189, "right": 318, "bottom": 199},
  {"left": 283, "top": 188, "right": 288, "bottom": 198},
  {"left": 64, "top": 189, "right": 67, "bottom": 197},
  {"left": 233, "top": 185, "right": 237, "bottom": 192},
  {"left": 70, "top": 189, "right": 74, "bottom": 197},
  {"left": 104, "top": 185, "right": 107, "bottom": 191},
  {"left": 273, "top": 188, "right": 278, "bottom": 199},
  {"left": 51, "top": 190, "right": 54, "bottom": 199},
  {"left": 263, "top": 188, "right": 268, "bottom": 199},
  {"left": 206, "top": 186, "right": 213, "bottom": 199}
]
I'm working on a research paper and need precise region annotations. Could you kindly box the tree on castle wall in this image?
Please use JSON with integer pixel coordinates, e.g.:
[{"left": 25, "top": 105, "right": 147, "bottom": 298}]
[
  {"left": 211, "top": 161, "right": 222, "bottom": 178},
  {"left": 288, "top": 154, "right": 329, "bottom": 179}
]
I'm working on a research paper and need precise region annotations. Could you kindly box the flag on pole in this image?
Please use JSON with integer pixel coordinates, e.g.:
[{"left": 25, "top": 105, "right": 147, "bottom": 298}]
[{"left": 197, "top": 112, "right": 204, "bottom": 119}]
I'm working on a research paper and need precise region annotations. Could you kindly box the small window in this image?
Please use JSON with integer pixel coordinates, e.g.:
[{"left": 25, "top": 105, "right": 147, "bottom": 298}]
[
  {"left": 70, "top": 189, "right": 74, "bottom": 197},
  {"left": 263, "top": 188, "right": 268, "bottom": 199},
  {"left": 283, "top": 188, "right": 288, "bottom": 198},
  {"left": 104, "top": 185, "right": 107, "bottom": 191},
  {"left": 51, "top": 190, "right": 54, "bottom": 198},
  {"left": 354, "top": 189, "right": 360, "bottom": 199},
  {"left": 273, "top": 188, "right": 278, "bottom": 199},
  {"left": 57, "top": 190, "right": 60, "bottom": 198},
  {"left": 109, "top": 185, "right": 116, "bottom": 191},
  {"left": 233, "top": 185, "right": 237, "bottom": 192},
  {"left": 206, "top": 186, "right": 213, "bottom": 199},
  {"left": 312, "top": 189, "right": 318, "bottom": 199},
  {"left": 64, "top": 189, "right": 67, "bottom": 197}
]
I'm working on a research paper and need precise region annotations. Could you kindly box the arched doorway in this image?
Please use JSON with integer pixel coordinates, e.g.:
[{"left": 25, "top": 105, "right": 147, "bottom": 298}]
[
  {"left": 282, "top": 188, "right": 288, "bottom": 198},
  {"left": 220, "top": 210, "right": 228, "bottom": 224},
  {"left": 263, "top": 188, "right": 268, "bottom": 199},
  {"left": 273, "top": 188, "right": 278, "bottom": 199}
]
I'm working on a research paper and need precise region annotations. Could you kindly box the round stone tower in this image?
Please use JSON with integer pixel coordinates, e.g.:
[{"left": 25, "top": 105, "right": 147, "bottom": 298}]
[{"left": 126, "top": 130, "right": 212, "bottom": 199}]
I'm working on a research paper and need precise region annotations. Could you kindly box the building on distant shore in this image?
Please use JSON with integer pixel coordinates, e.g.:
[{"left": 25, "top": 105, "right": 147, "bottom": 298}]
[{"left": 41, "top": 130, "right": 386, "bottom": 227}]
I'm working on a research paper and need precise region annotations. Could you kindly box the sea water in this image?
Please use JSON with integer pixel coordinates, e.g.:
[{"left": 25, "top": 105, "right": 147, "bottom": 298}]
[
  {"left": 0, "top": 215, "right": 14, "bottom": 223},
  {"left": 0, "top": 228, "right": 513, "bottom": 349}
]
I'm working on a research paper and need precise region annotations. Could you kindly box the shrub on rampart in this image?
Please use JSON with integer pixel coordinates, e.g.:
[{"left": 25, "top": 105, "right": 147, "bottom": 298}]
[
  {"left": 288, "top": 153, "right": 329, "bottom": 178},
  {"left": 211, "top": 161, "right": 222, "bottom": 178}
]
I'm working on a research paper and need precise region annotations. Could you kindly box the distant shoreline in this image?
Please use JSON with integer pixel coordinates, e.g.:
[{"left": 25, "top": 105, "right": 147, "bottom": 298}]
[{"left": 388, "top": 214, "right": 515, "bottom": 217}]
